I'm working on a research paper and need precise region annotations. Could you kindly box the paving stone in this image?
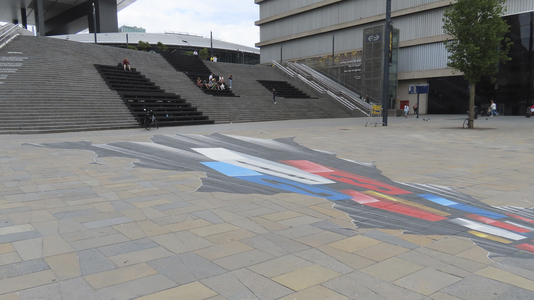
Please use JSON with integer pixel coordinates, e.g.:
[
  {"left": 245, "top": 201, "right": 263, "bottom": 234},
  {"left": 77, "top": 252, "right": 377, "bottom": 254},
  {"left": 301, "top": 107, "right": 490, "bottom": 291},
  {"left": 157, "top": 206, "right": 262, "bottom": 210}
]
[
  {"left": 315, "top": 245, "right": 376, "bottom": 270},
  {"left": 178, "top": 252, "right": 227, "bottom": 280},
  {"left": 110, "top": 200, "right": 136, "bottom": 211},
  {"left": 164, "top": 219, "right": 213, "bottom": 232},
  {"left": 295, "top": 248, "right": 354, "bottom": 274},
  {"left": 276, "top": 225, "right": 324, "bottom": 240},
  {"left": 213, "top": 249, "right": 274, "bottom": 271},
  {"left": 69, "top": 233, "right": 130, "bottom": 251},
  {"left": 59, "top": 277, "right": 104, "bottom": 300},
  {"left": 322, "top": 272, "right": 387, "bottom": 300},
  {"left": 97, "top": 237, "right": 159, "bottom": 257},
  {"left": 425, "top": 237, "right": 476, "bottom": 255},
  {"left": 0, "top": 230, "right": 42, "bottom": 244},
  {"left": 429, "top": 292, "right": 462, "bottom": 300},
  {"left": 230, "top": 219, "right": 269, "bottom": 235},
  {"left": 240, "top": 236, "right": 289, "bottom": 257},
  {"left": 261, "top": 233, "right": 310, "bottom": 254},
  {"left": 195, "top": 241, "right": 254, "bottom": 261},
  {"left": 0, "top": 252, "right": 22, "bottom": 267},
  {"left": 0, "top": 243, "right": 15, "bottom": 255},
  {"left": 248, "top": 254, "right": 314, "bottom": 278},
  {"left": 192, "top": 210, "right": 226, "bottom": 224},
  {"left": 61, "top": 227, "right": 118, "bottom": 242},
  {"left": 295, "top": 230, "right": 346, "bottom": 247},
  {"left": 96, "top": 274, "right": 177, "bottom": 300},
  {"left": 475, "top": 266, "right": 534, "bottom": 292},
  {"left": 83, "top": 262, "right": 159, "bottom": 289},
  {"left": 360, "top": 257, "right": 425, "bottom": 282},
  {"left": 0, "top": 269, "right": 58, "bottom": 295},
  {"left": 0, "top": 258, "right": 50, "bottom": 279},
  {"left": 335, "top": 270, "right": 427, "bottom": 300},
  {"left": 112, "top": 222, "right": 147, "bottom": 240},
  {"left": 362, "top": 230, "right": 420, "bottom": 249},
  {"left": 81, "top": 216, "right": 134, "bottom": 229},
  {"left": 493, "top": 286, "right": 534, "bottom": 300},
  {"left": 393, "top": 268, "right": 462, "bottom": 296},
  {"left": 146, "top": 255, "right": 196, "bottom": 284},
  {"left": 52, "top": 208, "right": 101, "bottom": 220},
  {"left": 328, "top": 235, "right": 382, "bottom": 253},
  {"left": 205, "top": 229, "right": 257, "bottom": 244},
  {"left": 397, "top": 250, "right": 472, "bottom": 278},
  {"left": 189, "top": 223, "right": 241, "bottom": 237},
  {"left": 232, "top": 268, "right": 294, "bottom": 300},
  {"left": 42, "top": 235, "right": 75, "bottom": 257},
  {"left": 135, "top": 282, "right": 217, "bottom": 300},
  {"left": 43, "top": 252, "right": 81, "bottom": 280},
  {"left": 78, "top": 249, "right": 116, "bottom": 276},
  {"left": 17, "top": 282, "right": 61, "bottom": 300},
  {"left": 200, "top": 272, "right": 258, "bottom": 300},
  {"left": 440, "top": 274, "right": 513, "bottom": 300},
  {"left": 355, "top": 242, "right": 411, "bottom": 262},
  {"left": 12, "top": 238, "right": 42, "bottom": 260},
  {"left": 416, "top": 248, "right": 487, "bottom": 273},
  {"left": 108, "top": 246, "right": 173, "bottom": 267},
  {"left": 272, "top": 265, "right": 341, "bottom": 291}
]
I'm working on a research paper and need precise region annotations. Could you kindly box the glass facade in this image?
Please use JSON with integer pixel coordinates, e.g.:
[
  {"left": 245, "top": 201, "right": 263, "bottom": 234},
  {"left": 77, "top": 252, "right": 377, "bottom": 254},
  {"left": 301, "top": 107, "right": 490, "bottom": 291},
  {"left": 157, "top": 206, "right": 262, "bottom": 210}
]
[
  {"left": 289, "top": 25, "right": 399, "bottom": 106},
  {"left": 428, "top": 12, "right": 534, "bottom": 115}
]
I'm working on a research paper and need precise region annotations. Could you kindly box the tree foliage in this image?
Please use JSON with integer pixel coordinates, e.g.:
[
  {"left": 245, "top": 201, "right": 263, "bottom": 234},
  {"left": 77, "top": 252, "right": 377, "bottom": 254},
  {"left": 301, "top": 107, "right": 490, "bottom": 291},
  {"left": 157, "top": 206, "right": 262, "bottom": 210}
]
[
  {"left": 127, "top": 45, "right": 138, "bottom": 51},
  {"left": 442, "top": 0, "right": 511, "bottom": 128},
  {"left": 199, "top": 48, "right": 209, "bottom": 60},
  {"left": 443, "top": 0, "right": 511, "bottom": 84},
  {"left": 137, "top": 41, "right": 151, "bottom": 52},
  {"left": 157, "top": 42, "right": 168, "bottom": 52}
]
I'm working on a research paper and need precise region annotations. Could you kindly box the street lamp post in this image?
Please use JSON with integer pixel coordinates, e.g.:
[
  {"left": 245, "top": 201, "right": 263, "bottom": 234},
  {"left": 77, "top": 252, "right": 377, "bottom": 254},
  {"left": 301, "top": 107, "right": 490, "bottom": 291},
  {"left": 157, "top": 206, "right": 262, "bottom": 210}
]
[
  {"left": 381, "top": 0, "right": 392, "bottom": 126},
  {"left": 92, "top": 3, "right": 97, "bottom": 44},
  {"left": 332, "top": 33, "right": 335, "bottom": 65}
]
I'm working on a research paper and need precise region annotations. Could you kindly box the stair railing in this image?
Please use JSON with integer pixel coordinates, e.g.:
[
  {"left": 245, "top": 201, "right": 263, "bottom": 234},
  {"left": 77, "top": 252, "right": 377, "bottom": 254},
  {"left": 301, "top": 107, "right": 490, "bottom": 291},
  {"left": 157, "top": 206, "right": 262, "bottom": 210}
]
[
  {"left": 287, "top": 62, "right": 372, "bottom": 112},
  {"left": 0, "top": 24, "right": 21, "bottom": 50},
  {"left": 280, "top": 61, "right": 369, "bottom": 115}
]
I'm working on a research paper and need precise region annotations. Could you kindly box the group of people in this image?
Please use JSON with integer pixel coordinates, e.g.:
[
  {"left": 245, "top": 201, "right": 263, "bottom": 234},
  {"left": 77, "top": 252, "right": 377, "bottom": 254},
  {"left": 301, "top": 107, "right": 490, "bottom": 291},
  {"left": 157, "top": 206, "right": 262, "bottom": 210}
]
[
  {"left": 403, "top": 103, "right": 418, "bottom": 117},
  {"left": 196, "top": 73, "right": 233, "bottom": 91},
  {"left": 192, "top": 50, "right": 218, "bottom": 62}
]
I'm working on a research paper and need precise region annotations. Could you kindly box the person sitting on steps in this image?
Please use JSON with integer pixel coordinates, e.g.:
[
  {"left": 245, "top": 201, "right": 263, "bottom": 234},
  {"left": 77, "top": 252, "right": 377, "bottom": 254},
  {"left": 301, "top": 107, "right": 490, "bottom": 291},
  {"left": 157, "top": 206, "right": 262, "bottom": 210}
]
[
  {"left": 196, "top": 77, "right": 203, "bottom": 89},
  {"left": 122, "top": 58, "right": 131, "bottom": 71}
]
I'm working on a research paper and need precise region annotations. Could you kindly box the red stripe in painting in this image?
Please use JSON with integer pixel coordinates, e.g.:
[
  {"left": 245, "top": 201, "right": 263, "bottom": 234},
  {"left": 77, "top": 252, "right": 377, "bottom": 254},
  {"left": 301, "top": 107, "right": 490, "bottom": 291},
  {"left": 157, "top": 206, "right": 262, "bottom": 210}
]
[
  {"left": 283, "top": 160, "right": 411, "bottom": 195},
  {"left": 466, "top": 214, "right": 530, "bottom": 233},
  {"left": 341, "top": 189, "right": 446, "bottom": 222},
  {"left": 515, "top": 243, "right": 534, "bottom": 254},
  {"left": 505, "top": 213, "right": 534, "bottom": 224}
]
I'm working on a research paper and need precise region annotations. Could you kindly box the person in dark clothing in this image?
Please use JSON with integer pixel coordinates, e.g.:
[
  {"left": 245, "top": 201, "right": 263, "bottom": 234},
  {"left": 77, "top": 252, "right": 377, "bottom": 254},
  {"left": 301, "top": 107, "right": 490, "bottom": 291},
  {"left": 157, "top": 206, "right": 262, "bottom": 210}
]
[
  {"left": 122, "top": 58, "right": 131, "bottom": 71},
  {"left": 272, "top": 89, "right": 277, "bottom": 104}
]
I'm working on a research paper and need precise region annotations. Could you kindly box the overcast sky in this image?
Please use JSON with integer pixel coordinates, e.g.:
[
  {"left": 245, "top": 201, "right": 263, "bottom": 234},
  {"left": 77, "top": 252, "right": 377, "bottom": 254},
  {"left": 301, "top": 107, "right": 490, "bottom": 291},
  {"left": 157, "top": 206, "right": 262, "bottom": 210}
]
[{"left": 117, "top": 0, "right": 260, "bottom": 49}]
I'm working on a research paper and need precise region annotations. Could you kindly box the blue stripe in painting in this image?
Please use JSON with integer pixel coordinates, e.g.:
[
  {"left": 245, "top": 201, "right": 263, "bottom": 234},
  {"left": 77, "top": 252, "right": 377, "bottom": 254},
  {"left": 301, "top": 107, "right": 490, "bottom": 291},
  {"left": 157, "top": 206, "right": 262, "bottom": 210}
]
[
  {"left": 449, "top": 204, "right": 506, "bottom": 219},
  {"left": 201, "top": 162, "right": 262, "bottom": 177},
  {"left": 236, "top": 175, "right": 351, "bottom": 201},
  {"left": 418, "top": 194, "right": 457, "bottom": 206},
  {"left": 419, "top": 194, "right": 506, "bottom": 219}
]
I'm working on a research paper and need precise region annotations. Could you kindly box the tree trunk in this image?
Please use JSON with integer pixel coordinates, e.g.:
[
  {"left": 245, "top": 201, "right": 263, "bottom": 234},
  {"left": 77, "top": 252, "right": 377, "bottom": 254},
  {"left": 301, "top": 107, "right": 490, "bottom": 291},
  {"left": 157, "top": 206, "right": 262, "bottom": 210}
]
[{"left": 469, "top": 83, "right": 475, "bottom": 128}]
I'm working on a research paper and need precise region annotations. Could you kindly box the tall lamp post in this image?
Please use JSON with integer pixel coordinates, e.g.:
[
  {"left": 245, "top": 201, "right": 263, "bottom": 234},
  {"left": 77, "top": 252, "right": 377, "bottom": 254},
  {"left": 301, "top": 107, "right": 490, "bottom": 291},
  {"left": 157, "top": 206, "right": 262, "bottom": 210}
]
[
  {"left": 381, "top": 0, "right": 392, "bottom": 126},
  {"left": 332, "top": 33, "right": 335, "bottom": 65},
  {"left": 92, "top": 3, "right": 97, "bottom": 44}
]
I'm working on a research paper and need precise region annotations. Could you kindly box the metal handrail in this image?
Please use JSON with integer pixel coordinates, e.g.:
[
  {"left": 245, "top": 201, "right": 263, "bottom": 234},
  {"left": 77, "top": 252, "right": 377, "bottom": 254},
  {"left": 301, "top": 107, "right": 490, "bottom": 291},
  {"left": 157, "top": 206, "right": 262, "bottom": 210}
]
[
  {"left": 285, "top": 62, "right": 371, "bottom": 114},
  {"left": 0, "top": 23, "right": 21, "bottom": 50}
]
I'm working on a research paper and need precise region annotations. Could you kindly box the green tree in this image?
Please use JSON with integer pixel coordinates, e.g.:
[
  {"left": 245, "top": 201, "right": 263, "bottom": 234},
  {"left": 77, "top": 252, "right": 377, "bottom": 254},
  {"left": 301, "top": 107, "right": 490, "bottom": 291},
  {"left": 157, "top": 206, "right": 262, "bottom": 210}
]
[
  {"left": 137, "top": 40, "right": 151, "bottom": 52},
  {"left": 127, "top": 45, "right": 138, "bottom": 51},
  {"left": 443, "top": 0, "right": 511, "bottom": 128},
  {"left": 199, "top": 48, "right": 209, "bottom": 60},
  {"left": 157, "top": 42, "right": 168, "bottom": 52}
]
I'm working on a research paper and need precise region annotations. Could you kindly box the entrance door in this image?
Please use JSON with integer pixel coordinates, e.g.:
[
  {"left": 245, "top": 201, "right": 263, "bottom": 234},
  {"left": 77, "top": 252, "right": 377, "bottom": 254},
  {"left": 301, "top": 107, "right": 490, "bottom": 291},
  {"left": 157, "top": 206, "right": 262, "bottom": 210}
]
[{"left": 400, "top": 101, "right": 409, "bottom": 110}]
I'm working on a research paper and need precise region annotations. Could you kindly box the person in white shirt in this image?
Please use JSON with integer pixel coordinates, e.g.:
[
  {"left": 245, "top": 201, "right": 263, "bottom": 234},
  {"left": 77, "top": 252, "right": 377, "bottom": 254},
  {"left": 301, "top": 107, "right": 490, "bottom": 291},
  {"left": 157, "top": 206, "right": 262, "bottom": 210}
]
[
  {"left": 404, "top": 104, "right": 409, "bottom": 117},
  {"left": 490, "top": 100, "right": 498, "bottom": 117}
]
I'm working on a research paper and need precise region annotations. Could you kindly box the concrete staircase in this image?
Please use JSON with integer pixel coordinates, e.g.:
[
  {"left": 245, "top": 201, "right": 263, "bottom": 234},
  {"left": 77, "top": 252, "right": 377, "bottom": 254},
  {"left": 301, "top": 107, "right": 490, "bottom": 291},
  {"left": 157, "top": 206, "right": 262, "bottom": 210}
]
[
  {"left": 0, "top": 36, "right": 365, "bottom": 133},
  {"left": 0, "top": 36, "right": 139, "bottom": 134}
]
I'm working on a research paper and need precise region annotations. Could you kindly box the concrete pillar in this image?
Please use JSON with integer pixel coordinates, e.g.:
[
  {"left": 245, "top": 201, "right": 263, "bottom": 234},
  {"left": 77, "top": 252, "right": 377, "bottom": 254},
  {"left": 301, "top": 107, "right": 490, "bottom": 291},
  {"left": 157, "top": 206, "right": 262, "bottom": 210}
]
[{"left": 35, "top": 0, "right": 45, "bottom": 36}]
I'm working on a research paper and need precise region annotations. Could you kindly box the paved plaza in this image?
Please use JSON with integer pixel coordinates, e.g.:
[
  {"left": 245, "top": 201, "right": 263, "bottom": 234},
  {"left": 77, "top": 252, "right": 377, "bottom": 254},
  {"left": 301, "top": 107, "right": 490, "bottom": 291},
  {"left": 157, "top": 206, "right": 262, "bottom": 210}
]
[{"left": 1, "top": 115, "right": 534, "bottom": 300}]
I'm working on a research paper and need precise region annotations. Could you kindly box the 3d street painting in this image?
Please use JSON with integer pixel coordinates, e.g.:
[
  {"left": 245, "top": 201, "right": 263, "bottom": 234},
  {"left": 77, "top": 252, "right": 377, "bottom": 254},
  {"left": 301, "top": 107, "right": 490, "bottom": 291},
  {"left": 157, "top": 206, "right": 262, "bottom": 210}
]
[{"left": 26, "top": 133, "right": 534, "bottom": 259}]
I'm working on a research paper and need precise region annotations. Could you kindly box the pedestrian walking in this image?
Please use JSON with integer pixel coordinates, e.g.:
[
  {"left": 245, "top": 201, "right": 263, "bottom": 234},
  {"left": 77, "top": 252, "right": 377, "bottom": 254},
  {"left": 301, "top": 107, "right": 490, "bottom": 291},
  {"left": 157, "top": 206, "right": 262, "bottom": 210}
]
[
  {"left": 272, "top": 88, "right": 277, "bottom": 104},
  {"left": 404, "top": 104, "right": 409, "bottom": 117}
]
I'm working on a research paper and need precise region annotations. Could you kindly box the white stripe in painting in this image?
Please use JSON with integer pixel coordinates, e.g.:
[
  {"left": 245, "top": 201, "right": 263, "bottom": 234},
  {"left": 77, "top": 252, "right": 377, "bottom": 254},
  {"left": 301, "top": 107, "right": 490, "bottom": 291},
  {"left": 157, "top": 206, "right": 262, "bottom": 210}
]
[
  {"left": 192, "top": 148, "right": 335, "bottom": 185},
  {"left": 225, "top": 135, "right": 306, "bottom": 154},
  {"left": 0, "top": 224, "right": 34, "bottom": 236},
  {"left": 449, "top": 218, "right": 526, "bottom": 241}
]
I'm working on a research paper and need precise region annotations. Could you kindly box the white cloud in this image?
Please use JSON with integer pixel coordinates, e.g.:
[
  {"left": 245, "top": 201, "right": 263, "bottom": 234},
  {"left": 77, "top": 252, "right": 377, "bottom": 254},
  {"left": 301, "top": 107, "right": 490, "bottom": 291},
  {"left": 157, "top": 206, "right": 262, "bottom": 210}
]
[{"left": 118, "top": 0, "right": 260, "bottom": 48}]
